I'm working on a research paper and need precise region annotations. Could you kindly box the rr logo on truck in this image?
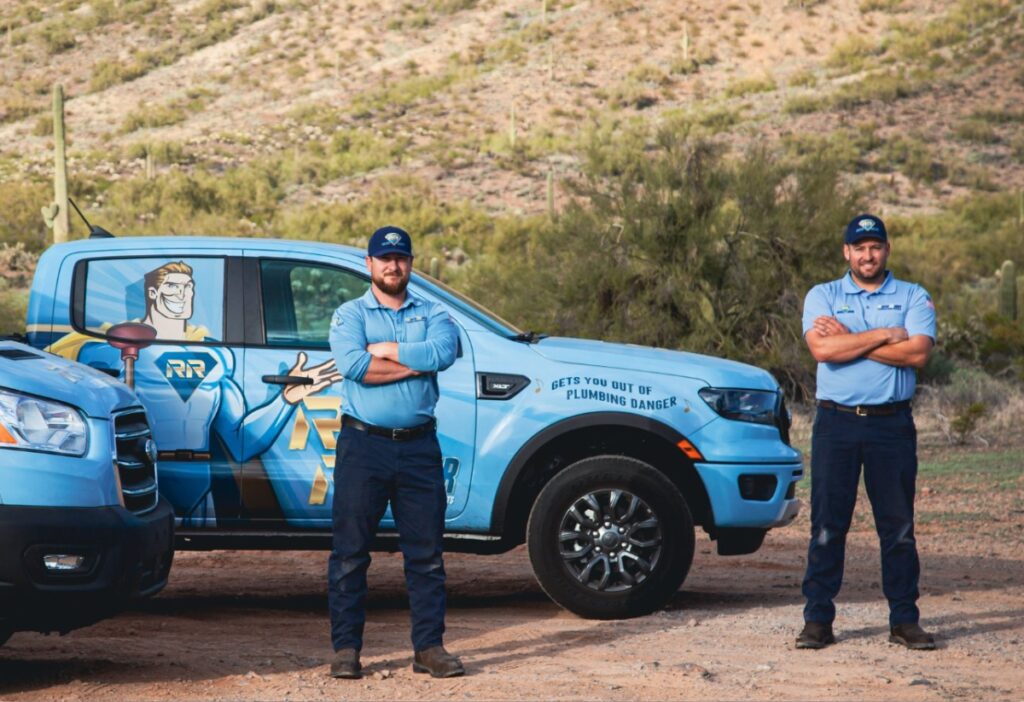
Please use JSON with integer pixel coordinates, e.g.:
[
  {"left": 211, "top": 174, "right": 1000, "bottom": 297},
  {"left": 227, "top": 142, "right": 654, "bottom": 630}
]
[
  {"left": 165, "top": 359, "right": 207, "bottom": 379},
  {"left": 156, "top": 352, "right": 218, "bottom": 402}
]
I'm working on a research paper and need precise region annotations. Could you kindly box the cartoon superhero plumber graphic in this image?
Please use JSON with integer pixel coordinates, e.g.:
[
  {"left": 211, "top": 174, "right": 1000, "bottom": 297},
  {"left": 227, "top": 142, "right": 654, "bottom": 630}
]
[{"left": 48, "top": 260, "right": 341, "bottom": 526}]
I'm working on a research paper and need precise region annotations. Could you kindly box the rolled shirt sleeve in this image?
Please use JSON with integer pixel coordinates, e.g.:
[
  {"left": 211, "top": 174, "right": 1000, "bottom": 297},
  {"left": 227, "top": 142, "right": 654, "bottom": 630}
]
[
  {"left": 328, "top": 303, "right": 372, "bottom": 383},
  {"left": 398, "top": 303, "right": 459, "bottom": 373},
  {"left": 904, "top": 285, "right": 937, "bottom": 342}
]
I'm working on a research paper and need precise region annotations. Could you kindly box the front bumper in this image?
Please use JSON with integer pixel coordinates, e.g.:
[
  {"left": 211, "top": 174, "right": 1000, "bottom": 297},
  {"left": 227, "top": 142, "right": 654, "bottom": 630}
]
[
  {"left": 695, "top": 462, "right": 803, "bottom": 528},
  {"left": 0, "top": 497, "right": 174, "bottom": 636}
]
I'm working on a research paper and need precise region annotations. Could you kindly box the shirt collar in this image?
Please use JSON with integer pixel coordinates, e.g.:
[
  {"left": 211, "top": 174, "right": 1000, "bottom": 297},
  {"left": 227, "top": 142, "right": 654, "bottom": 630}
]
[
  {"left": 841, "top": 270, "right": 895, "bottom": 295},
  {"left": 360, "top": 286, "right": 423, "bottom": 311}
]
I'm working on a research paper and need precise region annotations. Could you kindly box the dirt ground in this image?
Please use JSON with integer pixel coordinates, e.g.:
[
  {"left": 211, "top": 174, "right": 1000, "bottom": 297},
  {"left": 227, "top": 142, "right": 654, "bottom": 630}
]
[{"left": 1, "top": 458, "right": 1022, "bottom": 702}]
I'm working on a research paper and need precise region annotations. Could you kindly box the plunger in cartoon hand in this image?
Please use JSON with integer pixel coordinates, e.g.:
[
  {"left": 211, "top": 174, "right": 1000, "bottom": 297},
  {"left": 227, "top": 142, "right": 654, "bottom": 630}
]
[{"left": 106, "top": 322, "right": 157, "bottom": 390}]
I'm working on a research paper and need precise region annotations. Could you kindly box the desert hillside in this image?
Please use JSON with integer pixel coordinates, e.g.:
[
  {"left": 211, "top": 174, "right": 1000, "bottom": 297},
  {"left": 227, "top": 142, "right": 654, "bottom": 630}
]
[{"left": 1, "top": 0, "right": 1021, "bottom": 223}]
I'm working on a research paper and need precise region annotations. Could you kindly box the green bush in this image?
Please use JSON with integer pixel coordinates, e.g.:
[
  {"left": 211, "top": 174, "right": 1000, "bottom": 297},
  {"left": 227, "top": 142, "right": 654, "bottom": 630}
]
[
  {"left": 0, "top": 288, "right": 28, "bottom": 336},
  {"left": 0, "top": 181, "right": 50, "bottom": 252},
  {"left": 954, "top": 119, "right": 1000, "bottom": 144},
  {"left": 723, "top": 74, "right": 776, "bottom": 98},
  {"left": 462, "top": 128, "right": 861, "bottom": 398},
  {"left": 783, "top": 94, "right": 827, "bottom": 115},
  {"left": 878, "top": 134, "right": 945, "bottom": 183}
]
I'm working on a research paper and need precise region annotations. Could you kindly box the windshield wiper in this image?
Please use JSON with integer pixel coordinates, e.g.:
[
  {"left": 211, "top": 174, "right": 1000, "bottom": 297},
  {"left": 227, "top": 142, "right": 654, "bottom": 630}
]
[{"left": 509, "top": 331, "right": 547, "bottom": 343}]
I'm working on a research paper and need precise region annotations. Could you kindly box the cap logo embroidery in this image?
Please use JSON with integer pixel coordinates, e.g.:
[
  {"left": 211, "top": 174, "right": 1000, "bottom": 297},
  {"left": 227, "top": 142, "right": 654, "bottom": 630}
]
[
  {"left": 384, "top": 232, "right": 403, "bottom": 246},
  {"left": 858, "top": 219, "right": 877, "bottom": 231}
]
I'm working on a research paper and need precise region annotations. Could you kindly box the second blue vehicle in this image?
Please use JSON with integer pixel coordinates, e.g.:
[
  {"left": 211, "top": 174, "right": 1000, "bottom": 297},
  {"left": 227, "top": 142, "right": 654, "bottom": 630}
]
[{"left": 27, "top": 235, "right": 802, "bottom": 618}]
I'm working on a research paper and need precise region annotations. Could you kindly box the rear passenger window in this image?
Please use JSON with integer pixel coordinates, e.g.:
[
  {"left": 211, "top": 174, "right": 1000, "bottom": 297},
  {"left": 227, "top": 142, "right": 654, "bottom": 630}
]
[
  {"left": 76, "top": 256, "right": 224, "bottom": 343},
  {"left": 260, "top": 260, "right": 368, "bottom": 347}
]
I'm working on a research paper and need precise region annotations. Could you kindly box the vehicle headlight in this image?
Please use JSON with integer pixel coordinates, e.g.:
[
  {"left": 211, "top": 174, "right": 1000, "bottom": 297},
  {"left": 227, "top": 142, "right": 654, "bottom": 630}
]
[
  {"left": 0, "top": 388, "right": 88, "bottom": 456},
  {"left": 698, "top": 387, "right": 779, "bottom": 426}
]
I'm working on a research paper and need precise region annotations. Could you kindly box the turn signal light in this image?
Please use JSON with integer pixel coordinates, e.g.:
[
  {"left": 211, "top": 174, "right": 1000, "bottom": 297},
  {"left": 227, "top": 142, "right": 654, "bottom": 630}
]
[{"left": 676, "top": 439, "right": 704, "bottom": 461}]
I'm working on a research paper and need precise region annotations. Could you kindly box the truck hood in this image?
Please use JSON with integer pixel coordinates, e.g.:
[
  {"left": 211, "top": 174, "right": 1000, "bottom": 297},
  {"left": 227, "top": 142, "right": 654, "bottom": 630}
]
[
  {"left": 0, "top": 341, "right": 137, "bottom": 417},
  {"left": 530, "top": 337, "right": 778, "bottom": 390}
]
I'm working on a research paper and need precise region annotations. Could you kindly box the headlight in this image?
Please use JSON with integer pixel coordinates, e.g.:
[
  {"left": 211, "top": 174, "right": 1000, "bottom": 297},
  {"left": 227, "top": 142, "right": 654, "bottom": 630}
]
[
  {"left": 698, "top": 387, "right": 778, "bottom": 426},
  {"left": 0, "top": 388, "right": 88, "bottom": 456}
]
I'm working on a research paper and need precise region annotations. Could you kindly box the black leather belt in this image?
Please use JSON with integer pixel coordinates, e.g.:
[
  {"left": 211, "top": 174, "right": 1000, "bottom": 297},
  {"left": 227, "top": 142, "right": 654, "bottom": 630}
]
[
  {"left": 341, "top": 415, "right": 436, "bottom": 441},
  {"left": 817, "top": 400, "right": 911, "bottom": 416}
]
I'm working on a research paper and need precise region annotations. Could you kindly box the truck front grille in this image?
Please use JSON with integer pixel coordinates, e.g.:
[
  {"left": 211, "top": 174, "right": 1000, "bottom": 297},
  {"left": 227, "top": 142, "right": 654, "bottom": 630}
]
[{"left": 113, "top": 409, "right": 159, "bottom": 515}]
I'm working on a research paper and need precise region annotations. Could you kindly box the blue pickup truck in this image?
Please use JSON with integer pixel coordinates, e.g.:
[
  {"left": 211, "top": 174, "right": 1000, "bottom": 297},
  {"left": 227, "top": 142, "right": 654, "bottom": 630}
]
[
  {"left": 0, "top": 338, "right": 174, "bottom": 645},
  {"left": 26, "top": 235, "right": 801, "bottom": 618}
]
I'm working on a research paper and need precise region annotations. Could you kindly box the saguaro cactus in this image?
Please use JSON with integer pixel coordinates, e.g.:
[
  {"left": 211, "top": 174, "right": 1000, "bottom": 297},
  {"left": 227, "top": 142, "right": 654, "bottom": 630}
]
[
  {"left": 51, "top": 84, "right": 70, "bottom": 244},
  {"left": 998, "top": 260, "right": 1017, "bottom": 321}
]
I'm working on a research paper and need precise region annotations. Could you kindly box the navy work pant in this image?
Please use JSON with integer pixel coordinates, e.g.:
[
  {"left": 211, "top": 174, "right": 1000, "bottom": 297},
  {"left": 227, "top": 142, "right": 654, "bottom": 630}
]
[
  {"left": 802, "top": 405, "right": 921, "bottom": 627},
  {"left": 328, "top": 426, "right": 448, "bottom": 652}
]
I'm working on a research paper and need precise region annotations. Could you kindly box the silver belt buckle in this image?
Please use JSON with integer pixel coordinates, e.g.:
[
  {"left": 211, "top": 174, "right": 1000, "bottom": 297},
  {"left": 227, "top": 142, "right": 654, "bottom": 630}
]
[{"left": 855, "top": 405, "right": 868, "bottom": 417}]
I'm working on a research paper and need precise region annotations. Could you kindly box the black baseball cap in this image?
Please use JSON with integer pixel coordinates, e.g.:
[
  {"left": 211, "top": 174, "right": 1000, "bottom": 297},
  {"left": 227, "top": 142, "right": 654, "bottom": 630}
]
[
  {"left": 367, "top": 225, "right": 413, "bottom": 258},
  {"left": 844, "top": 214, "right": 887, "bottom": 244}
]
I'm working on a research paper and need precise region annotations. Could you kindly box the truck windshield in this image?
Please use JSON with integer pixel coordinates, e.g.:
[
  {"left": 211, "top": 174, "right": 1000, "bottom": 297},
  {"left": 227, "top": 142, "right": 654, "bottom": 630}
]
[{"left": 413, "top": 272, "right": 523, "bottom": 337}]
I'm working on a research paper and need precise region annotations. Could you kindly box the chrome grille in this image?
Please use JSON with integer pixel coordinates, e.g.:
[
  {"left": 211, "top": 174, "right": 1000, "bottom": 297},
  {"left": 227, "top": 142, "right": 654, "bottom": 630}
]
[{"left": 113, "top": 408, "right": 158, "bottom": 515}]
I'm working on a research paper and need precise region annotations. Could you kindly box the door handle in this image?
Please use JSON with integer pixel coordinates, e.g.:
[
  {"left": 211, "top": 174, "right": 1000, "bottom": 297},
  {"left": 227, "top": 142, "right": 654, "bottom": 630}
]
[{"left": 262, "top": 375, "right": 313, "bottom": 385}]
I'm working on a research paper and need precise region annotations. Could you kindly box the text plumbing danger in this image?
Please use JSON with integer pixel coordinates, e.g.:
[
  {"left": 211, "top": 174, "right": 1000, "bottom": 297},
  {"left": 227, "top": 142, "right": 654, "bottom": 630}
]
[{"left": 551, "top": 376, "right": 678, "bottom": 410}]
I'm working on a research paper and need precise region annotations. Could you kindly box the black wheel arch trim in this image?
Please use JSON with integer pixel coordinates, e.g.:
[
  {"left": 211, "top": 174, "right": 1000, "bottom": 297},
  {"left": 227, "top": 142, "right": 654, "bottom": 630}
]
[{"left": 489, "top": 411, "right": 707, "bottom": 536}]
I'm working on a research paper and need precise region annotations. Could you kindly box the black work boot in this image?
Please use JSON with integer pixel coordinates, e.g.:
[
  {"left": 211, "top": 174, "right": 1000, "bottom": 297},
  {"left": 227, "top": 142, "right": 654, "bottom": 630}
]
[
  {"left": 796, "top": 621, "right": 836, "bottom": 649},
  {"left": 330, "top": 648, "right": 362, "bottom": 679},
  {"left": 890, "top": 622, "right": 937, "bottom": 650},
  {"left": 413, "top": 646, "right": 465, "bottom": 678}
]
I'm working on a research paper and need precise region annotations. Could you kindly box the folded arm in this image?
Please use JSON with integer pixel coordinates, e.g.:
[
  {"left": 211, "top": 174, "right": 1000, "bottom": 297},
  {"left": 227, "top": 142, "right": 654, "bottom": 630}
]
[
  {"left": 805, "top": 315, "right": 912, "bottom": 364},
  {"left": 366, "top": 307, "right": 459, "bottom": 373},
  {"left": 329, "top": 306, "right": 419, "bottom": 386},
  {"left": 866, "top": 335, "right": 933, "bottom": 369}
]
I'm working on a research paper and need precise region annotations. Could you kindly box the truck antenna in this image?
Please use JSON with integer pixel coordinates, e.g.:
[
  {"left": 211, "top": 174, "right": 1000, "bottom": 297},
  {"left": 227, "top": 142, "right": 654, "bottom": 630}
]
[{"left": 68, "top": 197, "right": 115, "bottom": 238}]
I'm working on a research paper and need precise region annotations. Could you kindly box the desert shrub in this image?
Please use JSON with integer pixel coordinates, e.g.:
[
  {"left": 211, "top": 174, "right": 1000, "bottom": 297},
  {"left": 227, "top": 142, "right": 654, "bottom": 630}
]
[
  {"left": 954, "top": 119, "right": 1000, "bottom": 144},
  {"left": 0, "top": 287, "right": 28, "bottom": 336},
  {"left": 878, "top": 134, "right": 945, "bottom": 183},
  {"left": 893, "top": 192, "right": 1024, "bottom": 303},
  {"left": 788, "top": 70, "right": 817, "bottom": 87},
  {"left": 723, "top": 74, "right": 776, "bottom": 98},
  {"left": 826, "top": 35, "right": 884, "bottom": 73},
  {"left": 0, "top": 181, "right": 50, "bottom": 252},
  {"left": 831, "top": 69, "right": 925, "bottom": 109},
  {"left": 462, "top": 128, "right": 861, "bottom": 398},
  {"left": 783, "top": 94, "right": 827, "bottom": 115}
]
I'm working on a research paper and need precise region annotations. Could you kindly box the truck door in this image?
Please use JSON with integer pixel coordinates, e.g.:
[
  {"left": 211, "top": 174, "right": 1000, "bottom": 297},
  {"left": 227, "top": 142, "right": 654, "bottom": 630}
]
[
  {"left": 238, "top": 255, "right": 477, "bottom": 529},
  {"left": 51, "top": 254, "right": 242, "bottom": 527}
]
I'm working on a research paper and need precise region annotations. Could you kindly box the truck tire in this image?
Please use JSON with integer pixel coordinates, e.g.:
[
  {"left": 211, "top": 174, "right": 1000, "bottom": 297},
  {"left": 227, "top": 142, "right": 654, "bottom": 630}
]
[{"left": 527, "top": 455, "right": 695, "bottom": 619}]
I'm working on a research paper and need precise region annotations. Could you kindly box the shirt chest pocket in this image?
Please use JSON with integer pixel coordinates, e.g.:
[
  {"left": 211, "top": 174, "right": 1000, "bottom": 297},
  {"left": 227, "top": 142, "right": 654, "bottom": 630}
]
[{"left": 403, "top": 315, "right": 428, "bottom": 342}]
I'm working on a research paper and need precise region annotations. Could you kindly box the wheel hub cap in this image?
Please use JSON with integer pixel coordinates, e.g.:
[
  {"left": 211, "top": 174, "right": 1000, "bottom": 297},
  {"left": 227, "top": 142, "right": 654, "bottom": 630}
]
[{"left": 557, "top": 489, "right": 663, "bottom": 593}]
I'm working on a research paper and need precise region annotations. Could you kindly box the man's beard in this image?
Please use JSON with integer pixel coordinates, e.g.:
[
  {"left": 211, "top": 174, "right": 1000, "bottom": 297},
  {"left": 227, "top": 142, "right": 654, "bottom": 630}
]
[
  {"left": 851, "top": 266, "right": 885, "bottom": 285},
  {"left": 373, "top": 272, "right": 409, "bottom": 296}
]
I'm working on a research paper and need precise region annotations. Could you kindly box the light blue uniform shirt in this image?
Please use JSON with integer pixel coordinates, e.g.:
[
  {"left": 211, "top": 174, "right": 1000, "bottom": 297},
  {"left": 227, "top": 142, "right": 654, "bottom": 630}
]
[
  {"left": 802, "top": 271, "right": 936, "bottom": 406},
  {"left": 329, "top": 287, "right": 459, "bottom": 428}
]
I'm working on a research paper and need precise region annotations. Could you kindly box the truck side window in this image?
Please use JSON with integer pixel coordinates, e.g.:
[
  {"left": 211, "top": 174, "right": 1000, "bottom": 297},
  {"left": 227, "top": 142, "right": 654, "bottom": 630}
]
[
  {"left": 260, "top": 260, "right": 369, "bottom": 348},
  {"left": 78, "top": 256, "right": 225, "bottom": 343}
]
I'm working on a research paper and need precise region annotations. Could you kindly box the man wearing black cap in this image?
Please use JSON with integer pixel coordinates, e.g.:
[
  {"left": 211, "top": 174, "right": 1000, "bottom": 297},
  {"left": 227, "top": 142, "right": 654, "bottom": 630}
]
[
  {"left": 796, "top": 214, "right": 938, "bottom": 651},
  {"left": 326, "top": 225, "right": 464, "bottom": 678}
]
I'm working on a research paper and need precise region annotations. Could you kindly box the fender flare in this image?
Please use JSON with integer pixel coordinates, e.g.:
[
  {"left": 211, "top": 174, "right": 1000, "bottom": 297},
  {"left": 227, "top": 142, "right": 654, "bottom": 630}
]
[{"left": 489, "top": 411, "right": 695, "bottom": 535}]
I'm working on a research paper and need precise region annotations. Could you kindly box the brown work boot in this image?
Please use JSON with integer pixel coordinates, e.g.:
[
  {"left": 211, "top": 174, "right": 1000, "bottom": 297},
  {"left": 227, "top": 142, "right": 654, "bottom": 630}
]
[
  {"left": 330, "top": 648, "right": 362, "bottom": 679},
  {"left": 412, "top": 646, "right": 465, "bottom": 678},
  {"left": 796, "top": 621, "right": 835, "bottom": 649},
  {"left": 889, "top": 622, "right": 937, "bottom": 650}
]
